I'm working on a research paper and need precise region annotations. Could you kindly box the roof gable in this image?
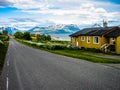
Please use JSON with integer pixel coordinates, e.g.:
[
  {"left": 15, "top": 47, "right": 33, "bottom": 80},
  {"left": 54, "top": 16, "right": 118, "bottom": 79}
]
[{"left": 105, "top": 27, "right": 120, "bottom": 37}]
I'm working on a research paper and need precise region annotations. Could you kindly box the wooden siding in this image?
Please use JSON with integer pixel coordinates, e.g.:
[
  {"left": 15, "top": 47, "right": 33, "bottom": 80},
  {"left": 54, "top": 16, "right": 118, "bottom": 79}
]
[
  {"left": 76, "top": 36, "right": 102, "bottom": 49},
  {"left": 116, "top": 36, "right": 120, "bottom": 54}
]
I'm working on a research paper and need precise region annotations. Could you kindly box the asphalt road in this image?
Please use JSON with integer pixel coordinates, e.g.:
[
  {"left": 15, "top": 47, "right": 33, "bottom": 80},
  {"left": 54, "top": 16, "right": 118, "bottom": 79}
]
[{"left": 1, "top": 39, "right": 120, "bottom": 90}]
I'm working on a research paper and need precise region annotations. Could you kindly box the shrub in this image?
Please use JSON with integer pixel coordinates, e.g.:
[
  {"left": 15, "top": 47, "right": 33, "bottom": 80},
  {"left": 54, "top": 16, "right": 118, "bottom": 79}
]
[
  {"left": 23, "top": 32, "right": 31, "bottom": 40},
  {"left": 82, "top": 48, "right": 101, "bottom": 53},
  {"left": 0, "top": 35, "right": 9, "bottom": 41},
  {"left": 2, "top": 30, "right": 8, "bottom": 35},
  {"left": 14, "top": 31, "right": 23, "bottom": 39}
]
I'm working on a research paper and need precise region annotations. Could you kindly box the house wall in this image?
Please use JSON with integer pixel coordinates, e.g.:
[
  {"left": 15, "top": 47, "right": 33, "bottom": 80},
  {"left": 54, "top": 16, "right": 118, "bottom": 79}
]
[
  {"left": 71, "top": 36, "right": 78, "bottom": 47},
  {"left": 77, "top": 36, "right": 102, "bottom": 49},
  {"left": 109, "top": 37, "right": 116, "bottom": 45},
  {"left": 101, "top": 36, "right": 108, "bottom": 45},
  {"left": 71, "top": 37, "right": 77, "bottom": 46},
  {"left": 116, "top": 36, "right": 120, "bottom": 54},
  {"left": 71, "top": 36, "right": 113, "bottom": 50}
]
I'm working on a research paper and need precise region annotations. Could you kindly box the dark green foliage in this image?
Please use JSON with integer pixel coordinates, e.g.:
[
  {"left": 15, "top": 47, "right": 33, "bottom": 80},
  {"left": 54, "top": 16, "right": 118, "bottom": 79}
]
[
  {"left": 14, "top": 31, "right": 32, "bottom": 40},
  {"left": 81, "top": 48, "right": 101, "bottom": 53},
  {"left": 2, "top": 30, "right": 8, "bottom": 35},
  {"left": 14, "top": 31, "right": 23, "bottom": 39},
  {"left": 30, "top": 34, "right": 35, "bottom": 37},
  {"left": 46, "top": 35, "right": 51, "bottom": 41},
  {"left": 37, "top": 34, "right": 51, "bottom": 42},
  {"left": 50, "top": 45, "right": 66, "bottom": 50},
  {"left": 0, "top": 34, "right": 9, "bottom": 72},
  {"left": 23, "top": 32, "right": 31, "bottom": 40},
  {"left": 0, "top": 35, "right": 9, "bottom": 41},
  {"left": 51, "top": 40, "right": 70, "bottom": 45},
  {"left": 0, "top": 43, "right": 8, "bottom": 70},
  {"left": 69, "top": 46, "right": 101, "bottom": 53}
]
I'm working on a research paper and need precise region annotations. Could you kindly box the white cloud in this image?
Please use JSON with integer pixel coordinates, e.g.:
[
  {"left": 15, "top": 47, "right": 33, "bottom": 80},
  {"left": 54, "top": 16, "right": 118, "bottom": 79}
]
[
  {"left": 20, "top": 3, "right": 120, "bottom": 25},
  {"left": 0, "top": 0, "right": 120, "bottom": 30},
  {"left": 7, "top": 0, "right": 50, "bottom": 10}
]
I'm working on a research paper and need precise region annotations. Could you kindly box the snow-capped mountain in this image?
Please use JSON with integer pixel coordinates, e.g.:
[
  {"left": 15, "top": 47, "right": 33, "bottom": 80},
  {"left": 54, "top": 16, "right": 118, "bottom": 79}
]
[
  {"left": 5, "top": 27, "right": 19, "bottom": 34},
  {"left": 28, "top": 24, "right": 80, "bottom": 34},
  {"left": 0, "top": 27, "right": 19, "bottom": 34}
]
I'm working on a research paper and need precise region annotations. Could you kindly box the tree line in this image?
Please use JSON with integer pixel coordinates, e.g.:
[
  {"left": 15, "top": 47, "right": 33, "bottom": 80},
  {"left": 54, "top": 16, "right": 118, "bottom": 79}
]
[{"left": 14, "top": 31, "right": 51, "bottom": 41}]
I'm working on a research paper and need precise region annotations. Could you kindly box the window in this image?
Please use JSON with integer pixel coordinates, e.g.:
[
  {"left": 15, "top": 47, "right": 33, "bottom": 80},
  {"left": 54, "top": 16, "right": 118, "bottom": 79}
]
[
  {"left": 81, "top": 36, "right": 85, "bottom": 41},
  {"left": 112, "top": 37, "right": 115, "bottom": 41},
  {"left": 94, "top": 36, "right": 99, "bottom": 44},
  {"left": 87, "top": 36, "right": 90, "bottom": 43}
]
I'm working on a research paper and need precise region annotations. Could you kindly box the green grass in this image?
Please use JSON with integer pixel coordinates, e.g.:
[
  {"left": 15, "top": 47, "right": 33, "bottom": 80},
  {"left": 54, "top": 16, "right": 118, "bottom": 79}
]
[
  {"left": 16, "top": 39, "right": 120, "bottom": 63},
  {"left": 0, "top": 35, "right": 9, "bottom": 73},
  {"left": 50, "top": 49, "right": 120, "bottom": 63},
  {"left": 0, "top": 43, "right": 8, "bottom": 70}
]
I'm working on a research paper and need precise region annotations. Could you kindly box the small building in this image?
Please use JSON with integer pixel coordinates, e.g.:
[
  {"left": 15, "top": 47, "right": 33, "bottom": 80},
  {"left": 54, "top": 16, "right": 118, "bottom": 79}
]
[{"left": 70, "top": 23, "right": 120, "bottom": 54}]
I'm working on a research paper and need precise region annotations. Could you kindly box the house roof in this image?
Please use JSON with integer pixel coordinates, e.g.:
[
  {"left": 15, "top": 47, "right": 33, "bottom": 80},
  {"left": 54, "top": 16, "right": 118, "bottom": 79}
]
[
  {"left": 69, "top": 26, "right": 118, "bottom": 37},
  {"left": 69, "top": 27, "right": 100, "bottom": 37},
  {"left": 69, "top": 28, "right": 91, "bottom": 37},
  {"left": 105, "top": 27, "right": 120, "bottom": 37},
  {"left": 85, "top": 30, "right": 107, "bottom": 36}
]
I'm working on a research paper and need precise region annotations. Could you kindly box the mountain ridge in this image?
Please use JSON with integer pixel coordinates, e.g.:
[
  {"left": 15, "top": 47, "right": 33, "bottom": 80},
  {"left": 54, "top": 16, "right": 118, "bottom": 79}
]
[
  {"left": 0, "top": 24, "right": 80, "bottom": 35},
  {"left": 28, "top": 24, "right": 80, "bottom": 34}
]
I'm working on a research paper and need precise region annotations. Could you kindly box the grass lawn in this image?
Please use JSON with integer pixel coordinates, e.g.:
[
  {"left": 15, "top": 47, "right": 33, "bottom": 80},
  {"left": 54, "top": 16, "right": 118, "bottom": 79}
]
[{"left": 50, "top": 49, "right": 120, "bottom": 63}]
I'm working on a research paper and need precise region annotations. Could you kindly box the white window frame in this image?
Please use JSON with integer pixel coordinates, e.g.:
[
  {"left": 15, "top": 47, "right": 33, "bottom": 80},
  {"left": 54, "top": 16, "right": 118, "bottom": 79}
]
[
  {"left": 76, "top": 37, "right": 78, "bottom": 46},
  {"left": 94, "top": 36, "right": 99, "bottom": 44},
  {"left": 112, "top": 37, "right": 115, "bottom": 41},
  {"left": 87, "top": 36, "right": 90, "bottom": 43},
  {"left": 81, "top": 36, "right": 85, "bottom": 41}
]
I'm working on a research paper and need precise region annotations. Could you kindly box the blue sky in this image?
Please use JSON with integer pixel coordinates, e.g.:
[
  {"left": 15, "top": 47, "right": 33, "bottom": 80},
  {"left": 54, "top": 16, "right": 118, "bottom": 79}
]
[{"left": 0, "top": 0, "right": 120, "bottom": 30}]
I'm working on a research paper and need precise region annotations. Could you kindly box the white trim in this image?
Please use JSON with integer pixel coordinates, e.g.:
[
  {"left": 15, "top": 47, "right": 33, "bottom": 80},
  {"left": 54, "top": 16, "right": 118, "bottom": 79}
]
[
  {"left": 87, "top": 36, "right": 90, "bottom": 43},
  {"left": 81, "top": 36, "right": 85, "bottom": 41},
  {"left": 112, "top": 37, "right": 115, "bottom": 41},
  {"left": 93, "top": 36, "right": 99, "bottom": 44},
  {"left": 76, "top": 37, "right": 78, "bottom": 46}
]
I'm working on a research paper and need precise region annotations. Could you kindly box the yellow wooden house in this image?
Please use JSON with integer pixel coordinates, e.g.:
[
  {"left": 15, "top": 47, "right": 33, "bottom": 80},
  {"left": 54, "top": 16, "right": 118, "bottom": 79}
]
[{"left": 70, "top": 25, "right": 120, "bottom": 54}]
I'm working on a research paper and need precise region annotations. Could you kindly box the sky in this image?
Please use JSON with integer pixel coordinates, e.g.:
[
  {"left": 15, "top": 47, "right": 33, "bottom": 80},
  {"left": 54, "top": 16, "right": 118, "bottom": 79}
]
[{"left": 0, "top": 0, "right": 120, "bottom": 30}]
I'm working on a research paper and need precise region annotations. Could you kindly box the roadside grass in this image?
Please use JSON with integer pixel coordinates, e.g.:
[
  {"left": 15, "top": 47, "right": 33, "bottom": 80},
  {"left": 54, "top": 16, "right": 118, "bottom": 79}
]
[
  {"left": 16, "top": 39, "right": 120, "bottom": 63},
  {"left": 0, "top": 44, "right": 8, "bottom": 70},
  {"left": 0, "top": 35, "right": 9, "bottom": 73},
  {"left": 50, "top": 49, "right": 120, "bottom": 63}
]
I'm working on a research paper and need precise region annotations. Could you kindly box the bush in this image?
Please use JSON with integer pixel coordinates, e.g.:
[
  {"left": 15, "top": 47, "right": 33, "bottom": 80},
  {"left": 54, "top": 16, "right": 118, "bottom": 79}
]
[
  {"left": 14, "top": 31, "right": 23, "bottom": 39},
  {"left": 23, "top": 32, "right": 31, "bottom": 40},
  {"left": 0, "top": 40, "right": 4, "bottom": 45},
  {"left": 0, "top": 38, "right": 9, "bottom": 71},
  {"left": 51, "top": 45, "right": 66, "bottom": 50},
  {"left": 0, "top": 35, "right": 9, "bottom": 41},
  {"left": 2, "top": 30, "right": 8, "bottom": 35},
  {"left": 81, "top": 48, "right": 101, "bottom": 53}
]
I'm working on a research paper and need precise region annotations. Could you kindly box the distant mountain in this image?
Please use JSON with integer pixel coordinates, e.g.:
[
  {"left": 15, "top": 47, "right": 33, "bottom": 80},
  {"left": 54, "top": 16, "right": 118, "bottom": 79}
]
[
  {"left": 5, "top": 27, "right": 19, "bottom": 34},
  {"left": 28, "top": 24, "right": 80, "bottom": 34},
  {"left": 0, "top": 27, "right": 19, "bottom": 35}
]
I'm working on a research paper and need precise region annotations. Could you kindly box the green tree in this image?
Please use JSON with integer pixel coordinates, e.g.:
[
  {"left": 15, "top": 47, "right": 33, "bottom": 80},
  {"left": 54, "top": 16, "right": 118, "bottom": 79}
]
[
  {"left": 46, "top": 35, "right": 51, "bottom": 41},
  {"left": 14, "top": 31, "right": 23, "bottom": 39},
  {"left": 2, "top": 30, "right": 8, "bottom": 35},
  {"left": 36, "top": 34, "right": 51, "bottom": 42},
  {"left": 23, "top": 32, "right": 31, "bottom": 40}
]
